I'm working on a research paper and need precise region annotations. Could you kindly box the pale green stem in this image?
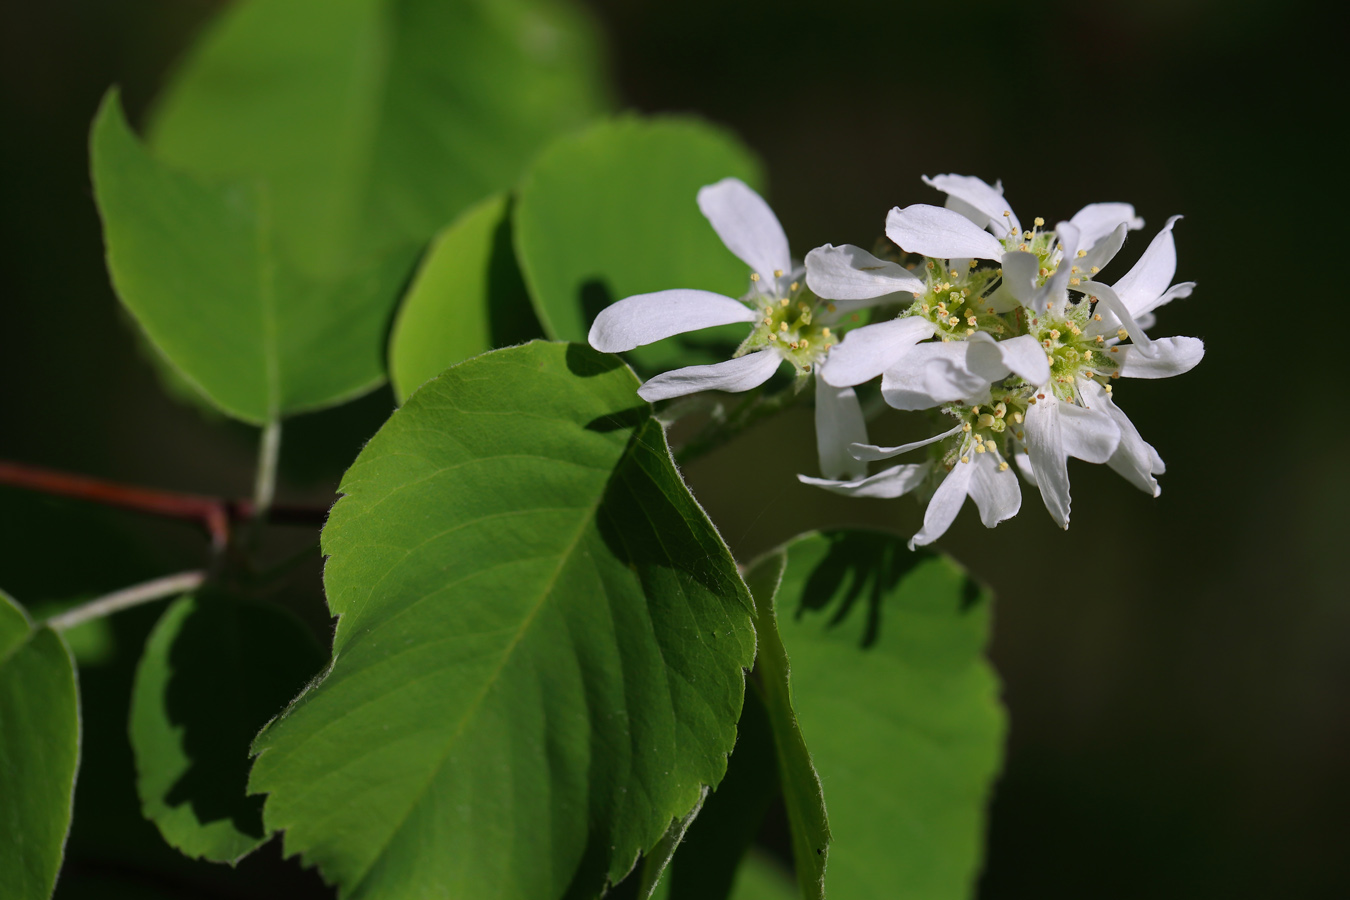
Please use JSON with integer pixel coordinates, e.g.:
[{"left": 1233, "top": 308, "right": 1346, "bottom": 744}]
[
  {"left": 45, "top": 570, "right": 206, "bottom": 631},
  {"left": 252, "top": 419, "right": 282, "bottom": 516}
]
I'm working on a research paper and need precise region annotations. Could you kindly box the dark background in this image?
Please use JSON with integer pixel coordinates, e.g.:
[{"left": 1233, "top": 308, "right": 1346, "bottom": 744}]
[{"left": 1, "top": 0, "right": 1344, "bottom": 897}]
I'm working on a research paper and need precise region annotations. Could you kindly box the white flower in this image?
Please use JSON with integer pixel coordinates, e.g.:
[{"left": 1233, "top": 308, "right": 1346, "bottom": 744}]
[
  {"left": 799, "top": 416, "right": 1020, "bottom": 549},
  {"left": 1008, "top": 216, "right": 1204, "bottom": 526},
  {"left": 587, "top": 177, "right": 884, "bottom": 480}
]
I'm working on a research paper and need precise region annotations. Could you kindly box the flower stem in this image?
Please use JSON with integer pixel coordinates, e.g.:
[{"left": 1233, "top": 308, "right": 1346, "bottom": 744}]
[
  {"left": 252, "top": 419, "right": 282, "bottom": 517},
  {"left": 44, "top": 570, "right": 206, "bottom": 631}
]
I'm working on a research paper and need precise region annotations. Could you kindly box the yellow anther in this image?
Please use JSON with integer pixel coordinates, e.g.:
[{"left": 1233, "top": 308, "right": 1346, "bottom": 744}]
[
  {"left": 922, "top": 304, "right": 930, "bottom": 313},
  {"left": 950, "top": 269, "right": 959, "bottom": 278},
  {"left": 969, "top": 259, "right": 978, "bottom": 268},
  {"left": 1111, "top": 371, "right": 1121, "bottom": 378},
  {"left": 789, "top": 341, "right": 799, "bottom": 350},
  {"left": 1076, "top": 249, "right": 1087, "bottom": 258},
  {"left": 1117, "top": 327, "right": 1129, "bottom": 340},
  {"left": 975, "top": 444, "right": 987, "bottom": 454},
  {"left": 768, "top": 333, "right": 777, "bottom": 341},
  {"left": 1093, "top": 313, "right": 1102, "bottom": 321},
  {"left": 800, "top": 339, "right": 810, "bottom": 349},
  {"left": 964, "top": 328, "right": 973, "bottom": 335},
  {"left": 962, "top": 423, "right": 972, "bottom": 432},
  {"left": 1002, "top": 210, "right": 1011, "bottom": 217},
  {"left": 1110, "top": 347, "right": 1120, "bottom": 353},
  {"left": 779, "top": 322, "right": 788, "bottom": 332},
  {"left": 1071, "top": 265, "right": 1080, "bottom": 274},
  {"left": 1069, "top": 324, "right": 1081, "bottom": 335},
  {"left": 1020, "top": 243, "right": 1029, "bottom": 252},
  {"left": 978, "top": 414, "right": 996, "bottom": 428},
  {"left": 1034, "top": 216, "right": 1045, "bottom": 227},
  {"left": 1023, "top": 230, "right": 1033, "bottom": 239},
  {"left": 1083, "top": 350, "right": 1093, "bottom": 360},
  {"left": 750, "top": 273, "right": 761, "bottom": 282},
  {"left": 985, "top": 440, "right": 996, "bottom": 452},
  {"left": 967, "top": 315, "right": 977, "bottom": 326},
  {"left": 1090, "top": 266, "right": 1100, "bottom": 273},
  {"left": 1095, "top": 334, "right": 1105, "bottom": 343},
  {"left": 1049, "top": 329, "right": 1060, "bottom": 339},
  {"left": 972, "top": 406, "right": 981, "bottom": 414},
  {"left": 1045, "top": 354, "right": 1054, "bottom": 365},
  {"left": 822, "top": 326, "right": 831, "bottom": 336},
  {"left": 763, "top": 317, "right": 773, "bottom": 325},
  {"left": 774, "top": 269, "right": 784, "bottom": 278},
  {"left": 960, "top": 455, "right": 971, "bottom": 464},
  {"left": 998, "top": 461, "right": 1010, "bottom": 472},
  {"left": 941, "top": 336, "right": 951, "bottom": 343},
  {"left": 1104, "top": 384, "right": 1112, "bottom": 393},
  {"left": 790, "top": 281, "right": 799, "bottom": 291},
  {"left": 994, "top": 403, "right": 1007, "bottom": 419},
  {"left": 1070, "top": 277, "right": 1080, "bottom": 286},
  {"left": 948, "top": 316, "right": 960, "bottom": 326},
  {"left": 1084, "top": 370, "right": 1095, "bottom": 378}
]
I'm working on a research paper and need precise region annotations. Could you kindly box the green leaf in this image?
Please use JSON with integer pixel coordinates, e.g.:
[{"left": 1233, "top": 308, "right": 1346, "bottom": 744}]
[
  {"left": 743, "top": 551, "right": 830, "bottom": 900},
  {"left": 129, "top": 592, "right": 325, "bottom": 863},
  {"left": 250, "top": 341, "right": 756, "bottom": 899},
  {"left": 659, "top": 687, "right": 780, "bottom": 900},
  {"left": 514, "top": 117, "right": 765, "bottom": 372},
  {"left": 0, "top": 590, "right": 80, "bottom": 900},
  {"left": 388, "top": 193, "right": 541, "bottom": 403},
  {"left": 91, "top": 92, "right": 417, "bottom": 424},
  {"left": 148, "top": 0, "right": 610, "bottom": 278},
  {"left": 771, "top": 531, "right": 1006, "bottom": 900}
]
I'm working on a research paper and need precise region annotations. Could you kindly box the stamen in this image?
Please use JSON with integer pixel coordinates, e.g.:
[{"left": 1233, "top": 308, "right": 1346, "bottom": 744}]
[
  {"left": 1076, "top": 249, "right": 1087, "bottom": 258},
  {"left": 774, "top": 269, "right": 784, "bottom": 278},
  {"left": 1033, "top": 216, "right": 1045, "bottom": 227},
  {"left": 750, "top": 273, "right": 760, "bottom": 282},
  {"left": 984, "top": 440, "right": 996, "bottom": 452},
  {"left": 1117, "top": 328, "right": 1129, "bottom": 340}
]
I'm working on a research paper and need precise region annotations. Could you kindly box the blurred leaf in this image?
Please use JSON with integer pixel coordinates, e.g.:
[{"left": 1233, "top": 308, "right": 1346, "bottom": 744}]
[
  {"left": 129, "top": 592, "right": 325, "bottom": 863},
  {"left": 0, "top": 590, "right": 80, "bottom": 900},
  {"left": 743, "top": 550, "right": 830, "bottom": 900},
  {"left": 388, "top": 193, "right": 541, "bottom": 403},
  {"left": 30, "top": 600, "right": 117, "bottom": 667},
  {"left": 91, "top": 92, "right": 417, "bottom": 424},
  {"left": 773, "top": 531, "right": 1005, "bottom": 900},
  {"left": 249, "top": 341, "right": 756, "bottom": 900},
  {"left": 148, "top": 0, "right": 611, "bottom": 278},
  {"left": 659, "top": 688, "right": 780, "bottom": 900},
  {"left": 728, "top": 853, "right": 799, "bottom": 900},
  {"left": 514, "top": 117, "right": 764, "bottom": 372}
]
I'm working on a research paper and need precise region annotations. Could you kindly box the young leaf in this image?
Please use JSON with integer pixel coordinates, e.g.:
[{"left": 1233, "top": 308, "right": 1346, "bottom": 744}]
[
  {"left": 91, "top": 92, "right": 417, "bottom": 424},
  {"left": 514, "top": 117, "right": 764, "bottom": 372},
  {"left": 147, "top": 0, "right": 611, "bottom": 278},
  {"left": 129, "top": 592, "right": 326, "bottom": 863},
  {"left": 772, "top": 531, "right": 1006, "bottom": 900},
  {"left": 388, "top": 193, "right": 541, "bottom": 403},
  {"left": 0, "top": 590, "right": 80, "bottom": 900},
  {"left": 743, "top": 550, "right": 831, "bottom": 900},
  {"left": 249, "top": 341, "right": 757, "bottom": 900}
]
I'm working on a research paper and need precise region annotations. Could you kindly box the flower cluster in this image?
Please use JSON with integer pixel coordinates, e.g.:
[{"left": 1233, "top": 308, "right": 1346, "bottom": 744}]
[{"left": 588, "top": 174, "right": 1202, "bottom": 548}]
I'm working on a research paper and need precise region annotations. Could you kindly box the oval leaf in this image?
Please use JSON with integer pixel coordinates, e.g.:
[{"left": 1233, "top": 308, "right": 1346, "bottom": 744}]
[
  {"left": 0, "top": 590, "right": 80, "bottom": 900},
  {"left": 148, "top": 0, "right": 610, "bottom": 278},
  {"left": 388, "top": 193, "right": 542, "bottom": 403},
  {"left": 130, "top": 592, "right": 326, "bottom": 863},
  {"left": 249, "top": 341, "right": 756, "bottom": 899},
  {"left": 514, "top": 117, "right": 764, "bottom": 372},
  {"left": 91, "top": 92, "right": 417, "bottom": 423},
  {"left": 772, "top": 531, "right": 1006, "bottom": 900}
]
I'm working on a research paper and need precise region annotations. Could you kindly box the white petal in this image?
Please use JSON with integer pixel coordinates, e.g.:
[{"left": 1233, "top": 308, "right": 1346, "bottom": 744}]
[
  {"left": 1080, "top": 380, "right": 1160, "bottom": 497},
  {"left": 993, "top": 333, "right": 1052, "bottom": 384},
  {"left": 1135, "top": 280, "right": 1195, "bottom": 320},
  {"left": 1077, "top": 221, "right": 1129, "bottom": 276},
  {"left": 815, "top": 381, "right": 868, "bottom": 481},
  {"left": 1024, "top": 398, "right": 1072, "bottom": 528},
  {"left": 805, "top": 244, "right": 924, "bottom": 300},
  {"left": 923, "top": 173, "right": 1020, "bottom": 238},
  {"left": 969, "top": 452, "right": 1021, "bottom": 528},
  {"left": 818, "top": 317, "right": 936, "bottom": 387},
  {"left": 885, "top": 204, "right": 1005, "bottom": 261},
  {"left": 697, "top": 178, "right": 792, "bottom": 281},
  {"left": 999, "top": 250, "right": 1041, "bottom": 306},
  {"left": 799, "top": 463, "right": 930, "bottom": 499},
  {"left": 1013, "top": 450, "right": 1037, "bottom": 486},
  {"left": 589, "top": 289, "right": 756, "bottom": 353},
  {"left": 880, "top": 340, "right": 1001, "bottom": 410},
  {"left": 1080, "top": 281, "right": 1155, "bottom": 355},
  {"left": 1113, "top": 215, "right": 1182, "bottom": 315},
  {"left": 1043, "top": 220, "right": 1081, "bottom": 316},
  {"left": 1023, "top": 396, "right": 1121, "bottom": 528},
  {"left": 637, "top": 350, "right": 781, "bottom": 402},
  {"left": 909, "top": 459, "right": 975, "bottom": 548},
  {"left": 1069, "top": 202, "right": 1143, "bottom": 248},
  {"left": 1059, "top": 401, "right": 1121, "bottom": 464},
  {"left": 1114, "top": 336, "right": 1204, "bottom": 379},
  {"left": 850, "top": 424, "right": 963, "bottom": 462}
]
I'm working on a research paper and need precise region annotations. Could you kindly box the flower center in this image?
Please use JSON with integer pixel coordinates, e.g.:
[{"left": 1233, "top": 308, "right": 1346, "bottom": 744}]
[
  {"left": 1024, "top": 301, "right": 1123, "bottom": 401},
  {"left": 739, "top": 279, "right": 833, "bottom": 374},
  {"left": 912, "top": 261, "right": 1004, "bottom": 341}
]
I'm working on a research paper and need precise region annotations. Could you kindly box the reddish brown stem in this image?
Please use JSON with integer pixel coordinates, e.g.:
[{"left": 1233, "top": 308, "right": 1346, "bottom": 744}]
[{"left": 0, "top": 459, "right": 327, "bottom": 548}]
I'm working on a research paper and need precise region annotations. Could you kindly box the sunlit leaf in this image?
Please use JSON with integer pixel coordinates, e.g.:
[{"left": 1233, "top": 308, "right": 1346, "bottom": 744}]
[
  {"left": 772, "top": 531, "right": 1005, "bottom": 900},
  {"left": 149, "top": 0, "right": 611, "bottom": 278},
  {"left": 249, "top": 341, "right": 756, "bottom": 899},
  {"left": 0, "top": 590, "right": 80, "bottom": 900},
  {"left": 387, "top": 193, "right": 541, "bottom": 403},
  {"left": 514, "top": 117, "right": 764, "bottom": 372},
  {"left": 130, "top": 592, "right": 325, "bottom": 863},
  {"left": 91, "top": 92, "right": 416, "bottom": 423}
]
